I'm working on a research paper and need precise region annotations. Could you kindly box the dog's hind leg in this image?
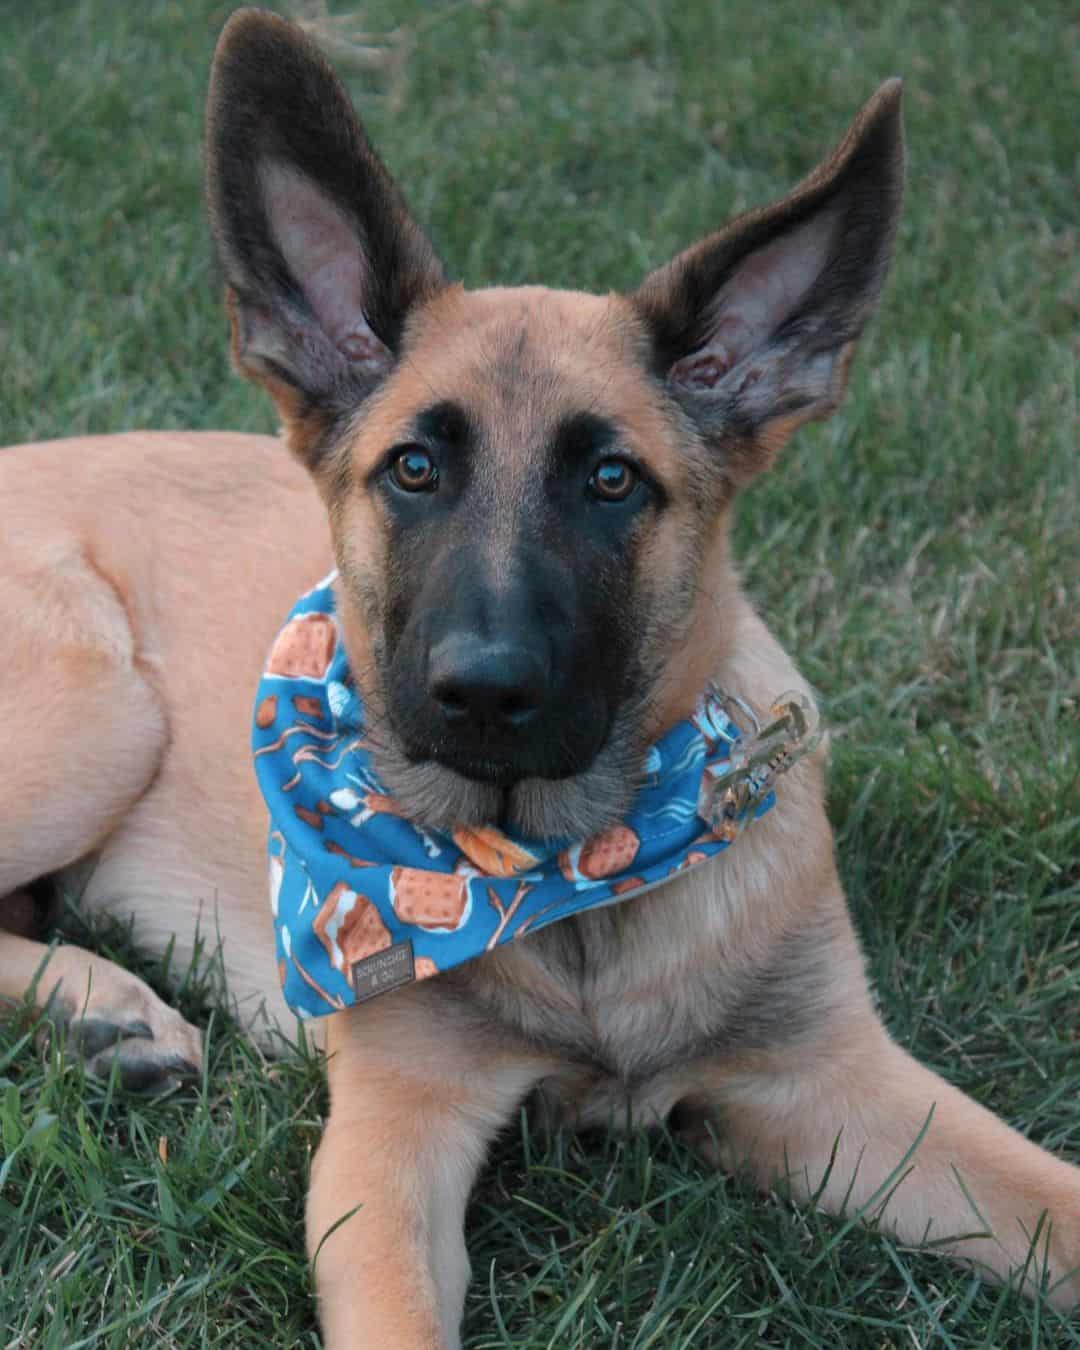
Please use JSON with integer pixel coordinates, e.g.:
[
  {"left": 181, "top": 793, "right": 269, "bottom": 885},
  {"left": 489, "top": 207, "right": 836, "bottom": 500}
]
[
  {"left": 308, "top": 993, "right": 552, "bottom": 1349},
  {"left": 0, "top": 542, "right": 202, "bottom": 1086}
]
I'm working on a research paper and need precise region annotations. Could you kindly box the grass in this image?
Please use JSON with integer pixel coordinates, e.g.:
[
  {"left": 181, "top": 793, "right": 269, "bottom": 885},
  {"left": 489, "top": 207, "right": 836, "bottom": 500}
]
[{"left": 2, "top": 0, "right": 1078, "bottom": 1344}]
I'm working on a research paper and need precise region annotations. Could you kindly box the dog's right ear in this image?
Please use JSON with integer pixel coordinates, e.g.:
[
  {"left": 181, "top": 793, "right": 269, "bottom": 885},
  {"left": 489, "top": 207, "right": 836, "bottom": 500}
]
[
  {"left": 205, "top": 9, "right": 446, "bottom": 466},
  {"left": 633, "top": 81, "right": 904, "bottom": 486}
]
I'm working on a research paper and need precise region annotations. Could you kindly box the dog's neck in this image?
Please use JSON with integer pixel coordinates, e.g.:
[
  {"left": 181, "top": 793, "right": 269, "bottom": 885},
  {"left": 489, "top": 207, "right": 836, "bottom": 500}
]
[{"left": 643, "top": 516, "right": 740, "bottom": 738}]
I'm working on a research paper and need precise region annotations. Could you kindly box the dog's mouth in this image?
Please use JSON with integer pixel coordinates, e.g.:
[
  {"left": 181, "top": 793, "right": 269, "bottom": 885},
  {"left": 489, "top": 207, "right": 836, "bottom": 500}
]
[
  {"left": 418, "top": 729, "right": 604, "bottom": 789},
  {"left": 367, "top": 695, "right": 648, "bottom": 841},
  {"left": 422, "top": 749, "right": 547, "bottom": 790}
]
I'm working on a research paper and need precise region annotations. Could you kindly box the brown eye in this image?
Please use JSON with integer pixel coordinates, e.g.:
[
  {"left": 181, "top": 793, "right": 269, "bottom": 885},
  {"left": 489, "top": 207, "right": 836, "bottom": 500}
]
[
  {"left": 588, "top": 457, "right": 637, "bottom": 502},
  {"left": 390, "top": 446, "right": 438, "bottom": 492}
]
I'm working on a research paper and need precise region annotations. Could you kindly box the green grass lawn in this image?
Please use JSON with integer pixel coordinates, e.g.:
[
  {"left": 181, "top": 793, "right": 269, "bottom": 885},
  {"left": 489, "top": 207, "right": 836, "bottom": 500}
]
[{"left": 2, "top": 0, "right": 1078, "bottom": 1344}]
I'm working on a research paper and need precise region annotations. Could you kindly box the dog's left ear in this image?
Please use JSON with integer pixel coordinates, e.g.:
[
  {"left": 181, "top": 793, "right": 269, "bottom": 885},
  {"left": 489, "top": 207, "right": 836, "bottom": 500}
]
[
  {"left": 634, "top": 81, "right": 904, "bottom": 483},
  {"left": 205, "top": 9, "right": 446, "bottom": 468}
]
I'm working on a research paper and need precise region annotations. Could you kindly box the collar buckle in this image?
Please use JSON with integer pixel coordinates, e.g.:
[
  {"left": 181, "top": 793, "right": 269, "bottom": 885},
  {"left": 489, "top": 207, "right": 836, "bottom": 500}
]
[{"left": 698, "top": 687, "right": 822, "bottom": 839}]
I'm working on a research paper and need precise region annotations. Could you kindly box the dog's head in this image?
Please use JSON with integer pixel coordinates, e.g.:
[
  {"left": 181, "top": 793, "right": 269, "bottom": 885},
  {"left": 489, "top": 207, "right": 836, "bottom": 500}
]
[{"left": 207, "top": 9, "right": 903, "bottom": 839}]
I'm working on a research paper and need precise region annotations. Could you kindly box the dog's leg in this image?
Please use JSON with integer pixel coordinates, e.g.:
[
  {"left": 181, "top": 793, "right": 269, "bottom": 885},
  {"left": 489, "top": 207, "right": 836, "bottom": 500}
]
[
  {"left": 0, "top": 931, "right": 203, "bottom": 1088},
  {"left": 309, "top": 995, "right": 549, "bottom": 1349},
  {"left": 681, "top": 945, "right": 1080, "bottom": 1306},
  {"left": 0, "top": 548, "right": 202, "bottom": 1086}
]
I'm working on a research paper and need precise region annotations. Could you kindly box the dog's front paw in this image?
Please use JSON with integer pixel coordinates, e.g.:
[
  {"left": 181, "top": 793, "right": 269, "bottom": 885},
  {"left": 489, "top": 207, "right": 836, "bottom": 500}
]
[
  {"left": 37, "top": 946, "right": 203, "bottom": 1092},
  {"left": 67, "top": 1002, "right": 203, "bottom": 1092}
]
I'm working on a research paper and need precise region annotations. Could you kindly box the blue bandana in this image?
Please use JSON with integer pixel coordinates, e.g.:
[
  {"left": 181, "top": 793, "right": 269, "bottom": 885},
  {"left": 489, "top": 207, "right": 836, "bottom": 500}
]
[{"left": 253, "top": 573, "right": 813, "bottom": 1019}]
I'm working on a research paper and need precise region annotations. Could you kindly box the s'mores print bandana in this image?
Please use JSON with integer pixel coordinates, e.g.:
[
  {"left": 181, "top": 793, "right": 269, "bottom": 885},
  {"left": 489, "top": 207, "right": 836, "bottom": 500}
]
[{"left": 253, "top": 573, "right": 788, "bottom": 1019}]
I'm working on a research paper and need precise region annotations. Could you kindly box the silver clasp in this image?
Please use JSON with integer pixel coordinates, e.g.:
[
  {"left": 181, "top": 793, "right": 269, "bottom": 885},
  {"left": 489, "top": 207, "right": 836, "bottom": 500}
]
[{"left": 698, "top": 687, "right": 822, "bottom": 839}]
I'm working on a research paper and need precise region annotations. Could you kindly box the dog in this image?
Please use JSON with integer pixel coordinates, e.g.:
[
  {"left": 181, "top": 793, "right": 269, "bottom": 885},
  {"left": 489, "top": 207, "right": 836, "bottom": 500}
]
[{"left": 2, "top": 8, "right": 1078, "bottom": 1345}]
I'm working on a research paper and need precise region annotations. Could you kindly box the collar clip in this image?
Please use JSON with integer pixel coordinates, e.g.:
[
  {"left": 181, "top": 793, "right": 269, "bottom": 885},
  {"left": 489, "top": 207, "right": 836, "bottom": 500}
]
[{"left": 698, "top": 687, "right": 822, "bottom": 839}]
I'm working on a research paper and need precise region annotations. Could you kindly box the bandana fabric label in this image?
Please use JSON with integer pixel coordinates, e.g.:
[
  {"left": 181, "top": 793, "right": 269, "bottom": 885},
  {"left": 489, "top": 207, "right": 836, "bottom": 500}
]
[
  {"left": 351, "top": 941, "right": 415, "bottom": 1002},
  {"left": 253, "top": 573, "right": 774, "bottom": 1019}
]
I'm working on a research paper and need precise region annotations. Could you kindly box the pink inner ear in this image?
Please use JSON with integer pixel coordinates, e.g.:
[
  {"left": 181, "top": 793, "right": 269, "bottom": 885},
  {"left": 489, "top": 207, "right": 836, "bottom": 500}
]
[
  {"left": 260, "top": 161, "right": 393, "bottom": 373},
  {"left": 670, "top": 203, "right": 841, "bottom": 389},
  {"left": 669, "top": 349, "right": 735, "bottom": 390},
  {"left": 338, "top": 328, "right": 394, "bottom": 376}
]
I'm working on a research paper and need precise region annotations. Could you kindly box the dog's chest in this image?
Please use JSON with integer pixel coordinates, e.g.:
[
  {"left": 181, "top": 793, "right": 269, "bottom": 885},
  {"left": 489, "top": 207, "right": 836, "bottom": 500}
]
[{"left": 447, "top": 857, "right": 770, "bottom": 1083}]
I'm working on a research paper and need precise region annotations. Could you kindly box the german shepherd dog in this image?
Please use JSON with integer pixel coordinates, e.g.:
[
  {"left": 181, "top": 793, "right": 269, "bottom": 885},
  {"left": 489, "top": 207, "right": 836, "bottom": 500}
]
[{"left": 1, "top": 10, "right": 1077, "bottom": 1345}]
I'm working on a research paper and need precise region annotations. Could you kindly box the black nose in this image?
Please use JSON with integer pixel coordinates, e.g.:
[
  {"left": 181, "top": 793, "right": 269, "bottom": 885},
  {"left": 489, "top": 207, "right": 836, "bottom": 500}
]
[{"left": 428, "top": 635, "right": 547, "bottom": 732}]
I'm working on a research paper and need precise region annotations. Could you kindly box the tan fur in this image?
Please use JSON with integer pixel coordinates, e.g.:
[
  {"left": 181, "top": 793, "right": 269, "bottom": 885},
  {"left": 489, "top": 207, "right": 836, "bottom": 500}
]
[{"left": 0, "top": 432, "right": 330, "bottom": 1043}]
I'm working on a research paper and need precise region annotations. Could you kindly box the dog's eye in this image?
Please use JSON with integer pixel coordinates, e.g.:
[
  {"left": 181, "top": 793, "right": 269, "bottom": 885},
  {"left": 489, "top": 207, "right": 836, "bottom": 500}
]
[
  {"left": 588, "top": 458, "right": 638, "bottom": 502},
  {"left": 390, "top": 446, "right": 439, "bottom": 493}
]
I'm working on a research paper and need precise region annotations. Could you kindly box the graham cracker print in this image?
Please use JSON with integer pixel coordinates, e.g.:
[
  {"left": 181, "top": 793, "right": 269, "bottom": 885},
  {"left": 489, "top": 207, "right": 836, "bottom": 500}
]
[
  {"left": 265, "top": 611, "right": 337, "bottom": 680},
  {"left": 314, "top": 880, "right": 392, "bottom": 972},
  {"left": 389, "top": 867, "right": 470, "bottom": 930}
]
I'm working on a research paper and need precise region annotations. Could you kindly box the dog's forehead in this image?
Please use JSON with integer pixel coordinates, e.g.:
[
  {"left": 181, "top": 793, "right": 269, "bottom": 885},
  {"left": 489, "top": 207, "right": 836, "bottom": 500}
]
[
  {"left": 413, "top": 284, "right": 646, "bottom": 381},
  {"left": 349, "top": 284, "right": 682, "bottom": 475}
]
